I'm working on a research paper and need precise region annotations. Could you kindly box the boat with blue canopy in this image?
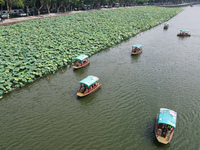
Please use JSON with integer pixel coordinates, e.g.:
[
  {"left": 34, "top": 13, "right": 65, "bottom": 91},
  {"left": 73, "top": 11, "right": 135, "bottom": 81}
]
[
  {"left": 131, "top": 44, "right": 142, "bottom": 55},
  {"left": 177, "top": 30, "right": 191, "bottom": 36},
  {"left": 163, "top": 22, "right": 169, "bottom": 29},
  {"left": 77, "top": 76, "right": 101, "bottom": 97},
  {"left": 155, "top": 108, "right": 177, "bottom": 144},
  {"left": 73, "top": 54, "right": 90, "bottom": 70}
]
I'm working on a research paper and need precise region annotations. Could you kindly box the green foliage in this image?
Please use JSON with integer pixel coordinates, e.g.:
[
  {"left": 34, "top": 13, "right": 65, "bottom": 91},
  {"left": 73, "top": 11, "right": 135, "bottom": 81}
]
[
  {"left": 0, "top": 7, "right": 182, "bottom": 98},
  {"left": 0, "top": 0, "right": 5, "bottom": 5}
]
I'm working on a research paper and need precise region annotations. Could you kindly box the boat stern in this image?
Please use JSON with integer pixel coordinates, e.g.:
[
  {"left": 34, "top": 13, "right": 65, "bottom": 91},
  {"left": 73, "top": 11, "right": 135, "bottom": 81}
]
[
  {"left": 73, "top": 66, "right": 79, "bottom": 69},
  {"left": 77, "top": 92, "right": 85, "bottom": 97},
  {"left": 156, "top": 136, "right": 169, "bottom": 144}
]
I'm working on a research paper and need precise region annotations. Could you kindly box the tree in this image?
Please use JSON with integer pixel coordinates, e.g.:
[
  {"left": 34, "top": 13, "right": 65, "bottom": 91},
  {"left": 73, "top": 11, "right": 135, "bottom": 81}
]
[
  {"left": 56, "top": 0, "right": 73, "bottom": 12},
  {"left": 84, "top": 0, "right": 97, "bottom": 8},
  {"left": 56, "top": 0, "right": 62, "bottom": 12},
  {"left": 56, "top": 0, "right": 71, "bottom": 12},
  {"left": 23, "top": 0, "right": 35, "bottom": 16},
  {"left": 62, "top": 0, "right": 72, "bottom": 12},
  {"left": 0, "top": 0, "right": 5, "bottom": 15},
  {"left": 34, "top": 0, "right": 44, "bottom": 15},
  {"left": 45, "top": 0, "right": 57, "bottom": 14},
  {"left": 6, "top": 0, "right": 24, "bottom": 18}
]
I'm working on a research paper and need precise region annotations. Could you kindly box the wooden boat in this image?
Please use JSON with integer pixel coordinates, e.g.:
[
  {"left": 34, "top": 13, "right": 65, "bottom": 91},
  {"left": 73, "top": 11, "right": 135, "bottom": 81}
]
[
  {"left": 177, "top": 30, "right": 191, "bottom": 36},
  {"left": 77, "top": 76, "right": 101, "bottom": 97},
  {"left": 163, "top": 23, "right": 169, "bottom": 29},
  {"left": 131, "top": 44, "right": 142, "bottom": 55},
  {"left": 73, "top": 55, "right": 90, "bottom": 70},
  {"left": 155, "top": 108, "right": 177, "bottom": 144}
]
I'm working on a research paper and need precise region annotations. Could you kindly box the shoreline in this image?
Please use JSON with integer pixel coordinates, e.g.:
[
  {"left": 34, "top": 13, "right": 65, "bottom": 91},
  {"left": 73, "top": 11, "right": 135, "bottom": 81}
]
[
  {"left": 158, "top": 2, "right": 200, "bottom": 7},
  {"left": 0, "top": 7, "right": 182, "bottom": 98},
  {"left": 0, "top": 3, "right": 197, "bottom": 27}
]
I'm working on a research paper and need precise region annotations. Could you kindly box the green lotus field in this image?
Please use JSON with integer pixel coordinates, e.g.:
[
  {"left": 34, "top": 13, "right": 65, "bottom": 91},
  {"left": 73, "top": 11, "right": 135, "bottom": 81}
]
[{"left": 0, "top": 6, "right": 182, "bottom": 98}]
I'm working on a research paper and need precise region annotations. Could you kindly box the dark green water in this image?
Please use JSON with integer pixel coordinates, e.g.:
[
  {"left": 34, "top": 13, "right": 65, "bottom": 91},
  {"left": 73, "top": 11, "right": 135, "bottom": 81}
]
[{"left": 1, "top": 5, "right": 200, "bottom": 150}]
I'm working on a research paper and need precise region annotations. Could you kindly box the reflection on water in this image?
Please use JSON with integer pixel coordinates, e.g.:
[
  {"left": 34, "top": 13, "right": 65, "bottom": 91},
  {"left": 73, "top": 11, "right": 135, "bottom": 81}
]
[{"left": 0, "top": 5, "right": 200, "bottom": 150}]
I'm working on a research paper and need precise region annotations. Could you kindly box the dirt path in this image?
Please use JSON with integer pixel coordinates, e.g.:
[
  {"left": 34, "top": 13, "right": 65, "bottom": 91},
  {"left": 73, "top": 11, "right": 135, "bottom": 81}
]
[
  {"left": 0, "top": 11, "right": 85, "bottom": 27},
  {"left": 0, "top": 7, "right": 128, "bottom": 27}
]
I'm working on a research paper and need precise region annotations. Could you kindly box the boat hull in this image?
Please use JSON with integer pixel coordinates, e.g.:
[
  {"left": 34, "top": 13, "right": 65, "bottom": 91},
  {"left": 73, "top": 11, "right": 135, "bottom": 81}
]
[
  {"left": 77, "top": 83, "right": 101, "bottom": 97},
  {"left": 177, "top": 34, "right": 191, "bottom": 37},
  {"left": 131, "top": 49, "right": 142, "bottom": 55},
  {"left": 163, "top": 26, "right": 169, "bottom": 30},
  {"left": 155, "top": 114, "right": 174, "bottom": 144},
  {"left": 73, "top": 61, "right": 90, "bottom": 70}
]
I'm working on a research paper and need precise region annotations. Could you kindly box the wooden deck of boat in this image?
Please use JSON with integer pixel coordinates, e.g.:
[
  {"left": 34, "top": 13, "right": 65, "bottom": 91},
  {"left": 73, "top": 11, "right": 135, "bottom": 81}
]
[{"left": 156, "top": 136, "right": 169, "bottom": 144}]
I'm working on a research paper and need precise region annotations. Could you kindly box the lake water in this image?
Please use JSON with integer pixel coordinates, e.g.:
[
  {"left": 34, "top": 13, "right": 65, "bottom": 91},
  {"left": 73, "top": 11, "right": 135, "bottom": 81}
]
[{"left": 1, "top": 5, "right": 200, "bottom": 150}]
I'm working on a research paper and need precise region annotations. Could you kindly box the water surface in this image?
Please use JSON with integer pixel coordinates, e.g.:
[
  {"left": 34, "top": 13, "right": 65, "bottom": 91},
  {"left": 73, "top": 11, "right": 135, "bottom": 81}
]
[{"left": 1, "top": 5, "right": 200, "bottom": 150}]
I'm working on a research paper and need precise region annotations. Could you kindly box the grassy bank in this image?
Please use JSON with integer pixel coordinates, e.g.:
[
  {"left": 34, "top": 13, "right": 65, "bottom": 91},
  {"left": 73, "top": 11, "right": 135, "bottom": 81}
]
[{"left": 0, "top": 6, "right": 182, "bottom": 98}]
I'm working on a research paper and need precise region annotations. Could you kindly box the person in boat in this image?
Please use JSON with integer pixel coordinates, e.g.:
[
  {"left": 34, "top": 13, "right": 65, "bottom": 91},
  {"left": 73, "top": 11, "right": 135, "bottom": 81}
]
[
  {"left": 77, "top": 62, "right": 80, "bottom": 67},
  {"left": 86, "top": 86, "right": 88, "bottom": 92},
  {"left": 74, "top": 60, "right": 77, "bottom": 66},
  {"left": 84, "top": 86, "right": 89, "bottom": 94},
  {"left": 167, "top": 125, "right": 171, "bottom": 130},
  {"left": 82, "top": 59, "right": 87, "bottom": 64},
  {"left": 170, "top": 127, "right": 173, "bottom": 132},
  {"left": 134, "top": 47, "right": 139, "bottom": 53},
  {"left": 89, "top": 86, "right": 93, "bottom": 92},
  {"left": 92, "top": 83, "right": 95, "bottom": 88},
  {"left": 163, "top": 125, "right": 167, "bottom": 134},
  {"left": 79, "top": 84, "right": 84, "bottom": 93}
]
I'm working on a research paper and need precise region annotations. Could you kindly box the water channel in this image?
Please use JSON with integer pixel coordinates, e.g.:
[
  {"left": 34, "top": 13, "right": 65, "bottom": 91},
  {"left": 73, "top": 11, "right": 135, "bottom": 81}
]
[{"left": 0, "top": 5, "right": 200, "bottom": 150}]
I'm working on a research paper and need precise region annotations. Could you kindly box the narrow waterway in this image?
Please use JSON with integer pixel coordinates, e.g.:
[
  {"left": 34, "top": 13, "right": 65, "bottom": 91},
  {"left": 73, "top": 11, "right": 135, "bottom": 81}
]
[{"left": 0, "top": 5, "right": 200, "bottom": 150}]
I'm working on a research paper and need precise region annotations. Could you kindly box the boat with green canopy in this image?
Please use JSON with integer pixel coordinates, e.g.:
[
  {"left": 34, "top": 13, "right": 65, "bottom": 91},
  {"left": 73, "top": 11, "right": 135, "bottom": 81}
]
[
  {"left": 163, "top": 22, "right": 169, "bottom": 29},
  {"left": 77, "top": 76, "right": 101, "bottom": 97},
  {"left": 131, "top": 44, "right": 142, "bottom": 55},
  {"left": 155, "top": 108, "right": 177, "bottom": 144},
  {"left": 73, "top": 54, "right": 90, "bottom": 70},
  {"left": 177, "top": 30, "right": 191, "bottom": 36}
]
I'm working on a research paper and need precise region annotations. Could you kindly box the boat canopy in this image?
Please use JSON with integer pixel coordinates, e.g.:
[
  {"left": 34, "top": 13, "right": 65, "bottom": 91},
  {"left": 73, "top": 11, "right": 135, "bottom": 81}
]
[
  {"left": 79, "top": 76, "right": 99, "bottom": 87},
  {"left": 158, "top": 108, "right": 177, "bottom": 128},
  {"left": 74, "top": 55, "right": 88, "bottom": 61},
  {"left": 164, "top": 23, "right": 169, "bottom": 26},
  {"left": 180, "top": 30, "right": 189, "bottom": 33},
  {"left": 132, "top": 44, "right": 142, "bottom": 49}
]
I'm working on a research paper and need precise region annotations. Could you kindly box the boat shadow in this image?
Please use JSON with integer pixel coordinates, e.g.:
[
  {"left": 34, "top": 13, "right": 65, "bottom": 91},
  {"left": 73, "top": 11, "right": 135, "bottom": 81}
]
[
  {"left": 177, "top": 36, "right": 190, "bottom": 40},
  {"left": 75, "top": 92, "right": 98, "bottom": 106},
  {"left": 145, "top": 118, "right": 171, "bottom": 148},
  {"left": 72, "top": 64, "right": 90, "bottom": 78},
  {"left": 130, "top": 53, "right": 141, "bottom": 63}
]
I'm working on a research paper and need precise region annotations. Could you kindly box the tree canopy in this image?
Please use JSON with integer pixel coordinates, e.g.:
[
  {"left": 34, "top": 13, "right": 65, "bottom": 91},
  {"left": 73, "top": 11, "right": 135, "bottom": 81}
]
[{"left": 0, "top": 0, "right": 198, "bottom": 17}]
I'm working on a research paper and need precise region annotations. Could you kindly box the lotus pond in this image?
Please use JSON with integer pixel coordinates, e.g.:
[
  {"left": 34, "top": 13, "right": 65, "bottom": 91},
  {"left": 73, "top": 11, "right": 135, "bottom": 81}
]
[{"left": 0, "top": 7, "right": 182, "bottom": 98}]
